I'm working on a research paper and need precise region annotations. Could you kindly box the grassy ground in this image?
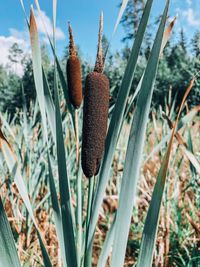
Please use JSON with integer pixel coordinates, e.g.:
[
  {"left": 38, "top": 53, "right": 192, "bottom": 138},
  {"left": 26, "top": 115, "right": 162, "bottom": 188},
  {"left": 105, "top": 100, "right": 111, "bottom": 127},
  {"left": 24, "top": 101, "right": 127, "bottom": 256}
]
[{"left": 1, "top": 111, "right": 199, "bottom": 267}]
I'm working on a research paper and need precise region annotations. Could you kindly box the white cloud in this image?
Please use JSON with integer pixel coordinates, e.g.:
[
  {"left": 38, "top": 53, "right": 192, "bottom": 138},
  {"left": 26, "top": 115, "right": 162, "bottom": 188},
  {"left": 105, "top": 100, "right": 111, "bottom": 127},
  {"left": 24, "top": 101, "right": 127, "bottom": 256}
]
[
  {"left": 9, "top": 28, "right": 28, "bottom": 40},
  {"left": 183, "top": 8, "right": 200, "bottom": 26},
  {"left": 186, "top": 0, "right": 192, "bottom": 6},
  {"left": 35, "top": 10, "right": 65, "bottom": 40},
  {"left": 0, "top": 34, "right": 29, "bottom": 76},
  {"left": 9, "top": 9, "right": 65, "bottom": 41},
  {"left": 0, "top": 8, "right": 65, "bottom": 76}
]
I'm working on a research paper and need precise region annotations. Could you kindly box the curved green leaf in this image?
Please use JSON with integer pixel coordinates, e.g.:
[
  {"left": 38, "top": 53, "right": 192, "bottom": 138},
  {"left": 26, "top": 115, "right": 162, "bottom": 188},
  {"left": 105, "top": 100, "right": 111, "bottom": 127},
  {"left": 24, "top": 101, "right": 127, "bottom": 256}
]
[
  {"left": 0, "top": 196, "right": 21, "bottom": 267},
  {"left": 111, "top": 2, "right": 170, "bottom": 266},
  {"left": 136, "top": 78, "right": 195, "bottom": 267},
  {"left": 88, "top": 0, "right": 154, "bottom": 247}
]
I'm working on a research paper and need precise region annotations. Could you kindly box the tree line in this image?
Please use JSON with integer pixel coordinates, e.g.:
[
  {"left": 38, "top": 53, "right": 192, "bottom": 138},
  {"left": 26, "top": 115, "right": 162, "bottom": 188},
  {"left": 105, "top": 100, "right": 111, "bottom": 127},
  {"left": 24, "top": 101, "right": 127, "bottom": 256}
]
[{"left": 0, "top": 1, "right": 199, "bottom": 119}]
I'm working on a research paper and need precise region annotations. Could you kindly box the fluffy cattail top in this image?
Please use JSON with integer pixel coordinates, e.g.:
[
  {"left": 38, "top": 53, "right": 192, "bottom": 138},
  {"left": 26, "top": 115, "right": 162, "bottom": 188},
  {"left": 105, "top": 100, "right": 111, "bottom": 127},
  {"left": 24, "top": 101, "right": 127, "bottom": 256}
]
[
  {"left": 81, "top": 13, "right": 109, "bottom": 178},
  {"left": 66, "top": 23, "right": 82, "bottom": 109}
]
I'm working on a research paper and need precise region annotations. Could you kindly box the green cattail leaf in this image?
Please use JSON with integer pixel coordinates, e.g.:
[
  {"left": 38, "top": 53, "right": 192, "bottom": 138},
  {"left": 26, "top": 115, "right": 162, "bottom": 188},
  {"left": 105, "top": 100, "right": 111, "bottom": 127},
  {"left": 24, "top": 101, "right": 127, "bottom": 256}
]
[
  {"left": 183, "top": 148, "right": 200, "bottom": 175},
  {"left": 35, "top": 0, "right": 75, "bottom": 132},
  {"left": 29, "top": 6, "right": 48, "bottom": 142},
  {"left": 43, "top": 68, "right": 56, "bottom": 143},
  {"left": 136, "top": 138, "right": 173, "bottom": 267},
  {"left": 111, "top": 1, "right": 170, "bottom": 266},
  {"left": 124, "top": 17, "right": 176, "bottom": 120},
  {"left": 88, "top": 0, "right": 154, "bottom": 247},
  {"left": 112, "top": 0, "right": 129, "bottom": 36},
  {"left": 136, "top": 77, "right": 195, "bottom": 267},
  {"left": 0, "top": 115, "right": 15, "bottom": 141},
  {"left": 19, "top": 0, "right": 63, "bottom": 142},
  {"left": 47, "top": 155, "right": 67, "bottom": 267},
  {"left": 187, "top": 130, "right": 196, "bottom": 175},
  {"left": 0, "top": 196, "right": 21, "bottom": 267},
  {"left": 76, "top": 159, "right": 83, "bottom": 267},
  {"left": 52, "top": 0, "right": 57, "bottom": 36},
  {"left": 0, "top": 132, "right": 52, "bottom": 267},
  {"left": 3, "top": 6, "right": 54, "bottom": 266},
  {"left": 97, "top": 215, "right": 116, "bottom": 267},
  {"left": 52, "top": 1, "right": 77, "bottom": 266},
  {"left": 104, "top": 0, "right": 130, "bottom": 58},
  {"left": 145, "top": 106, "right": 200, "bottom": 162},
  {"left": 19, "top": 0, "right": 29, "bottom": 27},
  {"left": 37, "top": 233, "right": 52, "bottom": 267}
]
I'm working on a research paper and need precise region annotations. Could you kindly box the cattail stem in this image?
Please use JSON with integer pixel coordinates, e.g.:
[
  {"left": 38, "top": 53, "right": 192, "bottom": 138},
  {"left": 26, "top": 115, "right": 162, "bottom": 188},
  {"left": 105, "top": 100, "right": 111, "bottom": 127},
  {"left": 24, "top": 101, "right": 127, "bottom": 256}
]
[
  {"left": 75, "top": 109, "right": 79, "bottom": 164},
  {"left": 76, "top": 159, "right": 83, "bottom": 267},
  {"left": 83, "top": 176, "right": 95, "bottom": 267}
]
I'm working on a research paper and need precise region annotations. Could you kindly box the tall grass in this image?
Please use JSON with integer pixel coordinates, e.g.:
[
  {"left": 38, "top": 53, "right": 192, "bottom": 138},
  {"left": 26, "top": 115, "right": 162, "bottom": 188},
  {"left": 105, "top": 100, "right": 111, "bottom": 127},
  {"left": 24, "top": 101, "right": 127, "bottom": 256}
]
[{"left": 0, "top": 0, "right": 199, "bottom": 266}]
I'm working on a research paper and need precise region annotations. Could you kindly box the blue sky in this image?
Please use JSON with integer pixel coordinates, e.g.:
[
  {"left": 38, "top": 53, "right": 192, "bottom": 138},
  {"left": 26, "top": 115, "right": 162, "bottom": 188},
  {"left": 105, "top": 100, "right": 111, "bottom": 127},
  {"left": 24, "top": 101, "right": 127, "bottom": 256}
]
[{"left": 0, "top": 0, "right": 200, "bottom": 75}]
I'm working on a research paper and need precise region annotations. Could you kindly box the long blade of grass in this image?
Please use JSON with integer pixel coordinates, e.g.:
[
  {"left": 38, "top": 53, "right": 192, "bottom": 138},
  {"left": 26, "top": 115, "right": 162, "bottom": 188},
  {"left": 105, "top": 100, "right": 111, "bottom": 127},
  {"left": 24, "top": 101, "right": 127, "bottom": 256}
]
[
  {"left": 111, "top": 2, "right": 170, "bottom": 266},
  {"left": 19, "top": 0, "right": 75, "bottom": 133},
  {"left": 124, "top": 17, "right": 176, "bottom": 120},
  {"left": 0, "top": 196, "right": 21, "bottom": 267},
  {"left": 37, "top": 234, "right": 53, "bottom": 267},
  {"left": 19, "top": 0, "right": 29, "bottom": 27},
  {"left": 88, "top": 0, "right": 154, "bottom": 246},
  {"left": 47, "top": 155, "right": 67, "bottom": 267},
  {"left": 0, "top": 115, "right": 15, "bottom": 140},
  {"left": 112, "top": 0, "right": 129, "bottom": 36},
  {"left": 0, "top": 131, "right": 52, "bottom": 267},
  {"left": 0, "top": 132, "right": 36, "bottom": 227},
  {"left": 145, "top": 106, "right": 200, "bottom": 162},
  {"left": 97, "top": 215, "right": 116, "bottom": 267},
  {"left": 43, "top": 69, "right": 56, "bottom": 143},
  {"left": 183, "top": 149, "right": 200, "bottom": 174},
  {"left": 34, "top": 0, "right": 75, "bottom": 132},
  {"left": 187, "top": 129, "right": 196, "bottom": 174},
  {"left": 160, "top": 17, "right": 176, "bottom": 53},
  {"left": 29, "top": 3, "right": 76, "bottom": 265},
  {"left": 52, "top": 1, "right": 77, "bottom": 266},
  {"left": 29, "top": 6, "right": 48, "bottom": 141},
  {"left": 29, "top": 6, "right": 68, "bottom": 266},
  {"left": 76, "top": 159, "right": 83, "bottom": 267},
  {"left": 136, "top": 78, "right": 195, "bottom": 267},
  {"left": 163, "top": 113, "right": 200, "bottom": 175},
  {"left": 104, "top": 0, "right": 130, "bottom": 59}
]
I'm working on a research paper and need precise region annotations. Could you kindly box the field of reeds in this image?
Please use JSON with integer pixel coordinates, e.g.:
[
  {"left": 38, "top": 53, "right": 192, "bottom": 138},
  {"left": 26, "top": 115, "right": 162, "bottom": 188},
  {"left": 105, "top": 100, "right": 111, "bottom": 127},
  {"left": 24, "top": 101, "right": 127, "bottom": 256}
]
[{"left": 0, "top": 0, "right": 199, "bottom": 267}]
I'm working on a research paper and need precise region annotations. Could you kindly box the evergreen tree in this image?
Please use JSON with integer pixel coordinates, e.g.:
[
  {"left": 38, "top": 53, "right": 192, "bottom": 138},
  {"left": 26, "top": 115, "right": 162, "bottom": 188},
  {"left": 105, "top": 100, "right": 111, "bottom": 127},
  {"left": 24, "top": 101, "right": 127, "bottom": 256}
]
[
  {"left": 180, "top": 28, "right": 187, "bottom": 52},
  {"left": 192, "top": 31, "right": 200, "bottom": 57},
  {"left": 8, "top": 43, "right": 24, "bottom": 74},
  {"left": 21, "top": 55, "right": 36, "bottom": 108},
  {"left": 121, "top": 0, "right": 145, "bottom": 41}
]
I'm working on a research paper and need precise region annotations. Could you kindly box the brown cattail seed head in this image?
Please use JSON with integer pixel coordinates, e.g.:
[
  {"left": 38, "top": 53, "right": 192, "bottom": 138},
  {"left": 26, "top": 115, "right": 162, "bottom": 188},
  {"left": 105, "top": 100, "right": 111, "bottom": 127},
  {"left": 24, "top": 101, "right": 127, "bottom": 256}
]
[
  {"left": 81, "top": 12, "right": 109, "bottom": 178},
  {"left": 81, "top": 72, "right": 109, "bottom": 178},
  {"left": 66, "top": 23, "right": 82, "bottom": 109}
]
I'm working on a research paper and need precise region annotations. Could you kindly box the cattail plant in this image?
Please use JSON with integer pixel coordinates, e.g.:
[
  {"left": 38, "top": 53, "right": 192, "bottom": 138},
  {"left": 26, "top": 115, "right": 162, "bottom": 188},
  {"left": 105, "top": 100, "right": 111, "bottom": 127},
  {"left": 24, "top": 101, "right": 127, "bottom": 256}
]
[
  {"left": 66, "top": 23, "right": 82, "bottom": 109},
  {"left": 81, "top": 13, "right": 109, "bottom": 178}
]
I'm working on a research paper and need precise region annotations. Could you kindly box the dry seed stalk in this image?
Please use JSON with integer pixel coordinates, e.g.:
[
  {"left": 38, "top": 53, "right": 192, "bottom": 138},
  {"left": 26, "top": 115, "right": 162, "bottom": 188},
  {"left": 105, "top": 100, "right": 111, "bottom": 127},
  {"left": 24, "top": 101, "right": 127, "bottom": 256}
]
[
  {"left": 94, "top": 12, "right": 104, "bottom": 73},
  {"left": 82, "top": 12, "right": 109, "bottom": 178},
  {"left": 68, "top": 22, "right": 76, "bottom": 57},
  {"left": 66, "top": 23, "right": 82, "bottom": 109}
]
